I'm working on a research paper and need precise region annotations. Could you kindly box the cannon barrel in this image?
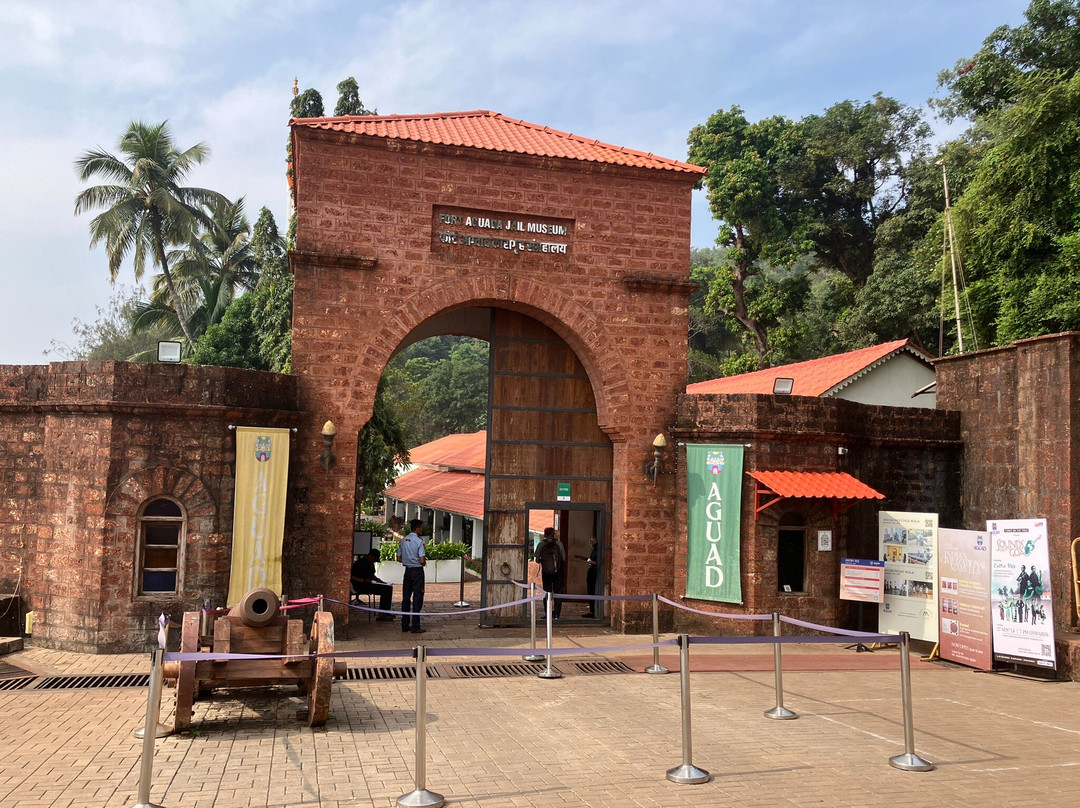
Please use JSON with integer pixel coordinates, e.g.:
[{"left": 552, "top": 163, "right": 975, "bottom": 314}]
[{"left": 231, "top": 588, "right": 281, "bottom": 627}]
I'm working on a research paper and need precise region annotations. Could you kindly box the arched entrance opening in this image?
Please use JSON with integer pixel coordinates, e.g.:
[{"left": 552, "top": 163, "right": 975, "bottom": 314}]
[{"left": 369, "top": 304, "right": 612, "bottom": 624}]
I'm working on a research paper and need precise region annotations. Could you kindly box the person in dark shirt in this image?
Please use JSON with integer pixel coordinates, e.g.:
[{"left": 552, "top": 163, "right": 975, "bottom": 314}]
[{"left": 351, "top": 549, "right": 395, "bottom": 620}]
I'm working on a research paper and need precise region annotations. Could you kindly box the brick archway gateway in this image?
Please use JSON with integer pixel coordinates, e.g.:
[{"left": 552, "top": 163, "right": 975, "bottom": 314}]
[{"left": 287, "top": 110, "right": 704, "bottom": 627}]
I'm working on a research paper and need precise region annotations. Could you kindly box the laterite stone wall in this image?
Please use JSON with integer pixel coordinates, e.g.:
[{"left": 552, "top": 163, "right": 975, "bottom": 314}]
[
  {"left": 288, "top": 127, "right": 700, "bottom": 624},
  {"left": 0, "top": 362, "right": 299, "bottom": 651}
]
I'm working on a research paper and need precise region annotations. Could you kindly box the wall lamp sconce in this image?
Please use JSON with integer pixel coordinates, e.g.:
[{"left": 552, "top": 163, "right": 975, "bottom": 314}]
[
  {"left": 645, "top": 433, "right": 667, "bottom": 487},
  {"left": 320, "top": 420, "right": 337, "bottom": 476}
]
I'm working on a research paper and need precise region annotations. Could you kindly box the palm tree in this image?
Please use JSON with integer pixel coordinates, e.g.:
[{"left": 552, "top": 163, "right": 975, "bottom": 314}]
[
  {"left": 74, "top": 121, "right": 225, "bottom": 345},
  {"left": 130, "top": 197, "right": 260, "bottom": 345}
]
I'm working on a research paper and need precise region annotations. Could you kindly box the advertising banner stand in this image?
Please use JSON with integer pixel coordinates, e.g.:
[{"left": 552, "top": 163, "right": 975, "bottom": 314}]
[
  {"left": 988, "top": 518, "right": 1056, "bottom": 672},
  {"left": 840, "top": 558, "right": 885, "bottom": 652}
]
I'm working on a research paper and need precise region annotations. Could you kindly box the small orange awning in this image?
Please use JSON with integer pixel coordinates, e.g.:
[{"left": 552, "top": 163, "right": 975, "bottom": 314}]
[{"left": 747, "top": 470, "right": 884, "bottom": 520}]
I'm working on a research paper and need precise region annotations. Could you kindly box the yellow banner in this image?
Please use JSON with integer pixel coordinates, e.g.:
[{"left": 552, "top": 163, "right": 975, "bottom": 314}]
[{"left": 228, "top": 427, "right": 291, "bottom": 605}]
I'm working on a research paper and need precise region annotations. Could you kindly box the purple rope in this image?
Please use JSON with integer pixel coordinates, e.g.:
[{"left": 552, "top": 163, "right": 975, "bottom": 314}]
[
  {"left": 690, "top": 633, "right": 894, "bottom": 646},
  {"left": 658, "top": 596, "right": 772, "bottom": 621},
  {"left": 555, "top": 593, "right": 652, "bottom": 602},
  {"left": 779, "top": 615, "right": 892, "bottom": 638},
  {"left": 426, "top": 638, "right": 677, "bottom": 657},
  {"left": 325, "top": 595, "right": 542, "bottom": 618}
]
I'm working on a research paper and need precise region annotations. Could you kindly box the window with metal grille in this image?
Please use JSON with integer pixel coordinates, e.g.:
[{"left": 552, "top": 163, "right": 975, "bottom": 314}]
[{"left": 136, "top": 498, "right": 185, "bottom": 596}]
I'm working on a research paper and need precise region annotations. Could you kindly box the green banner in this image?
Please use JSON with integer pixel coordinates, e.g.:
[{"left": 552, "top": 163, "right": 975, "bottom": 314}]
[{"left": 686, "top": 444, "right": 744, "bottom": 603}]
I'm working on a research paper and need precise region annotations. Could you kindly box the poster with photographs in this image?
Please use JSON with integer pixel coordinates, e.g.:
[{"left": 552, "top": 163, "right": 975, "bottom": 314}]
[
  {"left": 937, "top": 528, "right": 993, "bottom": 670},
  {"left": 878, "top": 511, "right": 939, "bottom": 642},
  {"left": 988, "top": 518, "right": 1056, "bottom": 670}
]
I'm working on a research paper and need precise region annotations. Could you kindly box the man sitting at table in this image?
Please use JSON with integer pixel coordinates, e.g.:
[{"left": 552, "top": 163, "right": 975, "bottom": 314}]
[{"left": 351, "top": 549, "right": 395, "bottom": 621}]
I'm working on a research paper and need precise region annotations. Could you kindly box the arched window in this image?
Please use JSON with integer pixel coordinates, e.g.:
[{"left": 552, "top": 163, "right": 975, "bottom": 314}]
[{"left": 136, "top": 498, "right": 185, "bottom": 596}]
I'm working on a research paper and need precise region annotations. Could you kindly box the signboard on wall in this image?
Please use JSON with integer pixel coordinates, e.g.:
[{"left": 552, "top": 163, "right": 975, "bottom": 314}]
[
  {"left": 988, "top": 518, "right": 1056, "bottom": 670},
  {"left": 878, "top": 511, "right": 939, "bottom": 642},
  {"left": 937, "top": 527, "right": 993, "bottom": 670},
  {"left": 840, "top": 558, "right": 885, "bottom": 604},
  {"left": 685, "top": 444, "right": 744, "bottom": 603}
]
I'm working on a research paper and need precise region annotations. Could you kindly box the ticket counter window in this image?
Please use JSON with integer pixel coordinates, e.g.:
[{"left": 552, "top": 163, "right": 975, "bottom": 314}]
[{"left": 137, "top": 498, "right": 185, "bottom": 595}]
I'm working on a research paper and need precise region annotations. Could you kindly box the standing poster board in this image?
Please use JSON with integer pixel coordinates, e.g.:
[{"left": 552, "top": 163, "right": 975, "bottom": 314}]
[
  {"left": 685, "top": 444, "right": 744, "bottom": 603},
  {"left": 840, "top": 558, "right": 885, "bottom": 603},
  {"left": 938, "top": 528, "right": 993, "bottom": 670},
  {"left": 988, "top": 518, "right": 1056, "bottom": 670},
  {"left": 878, "top": 511, "right": 939, "bottom": 642}
]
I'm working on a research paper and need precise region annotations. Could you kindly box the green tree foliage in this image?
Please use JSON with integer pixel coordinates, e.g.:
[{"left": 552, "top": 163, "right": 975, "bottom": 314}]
[
  {"left": 687, "top": 107, "right": 811, "bottom": 366},
  {"left": 356, "top": 377, "right": 411, "bottom": 513},
  {"left": 187, "top": 293, "right": 265, "bottom": 369},
  {"left": 787, "top": 95, "right": 930, "bottom": 288},
  {"left": 74, "top": 120, "right": 226, "bottom": 345},
  {"left": 935, "top": 0, "right": 1080, "bottom": 122},
  {"left": 131, "top": 197, "right": 259, "bottom": 346},
  {"left": 248, "top": 207, "right": 292, "bottom": 372},
  {"left": 952, "top": 69, "right": 1080, "bottom": 343},
  {"left": 290, "top": 87, "right": 325, "bottom": 119},
  {"left": 334, "top": 77, "right": 376, "bottom": 116},
  {"left": 382, "top": 337, "right": 490, "bottom": 445}
]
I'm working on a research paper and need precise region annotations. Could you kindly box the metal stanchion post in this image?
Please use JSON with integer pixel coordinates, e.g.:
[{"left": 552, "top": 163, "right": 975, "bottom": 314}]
[
  {"left": 646, "top": 593, "right": 669, "bottom": 674},
  {"left": 453, "top": 556, "right": 469, "bottom": 607},
  {"left": 131, "top": 649, "right": 167, "bottom": 808},
  {"left": 318, "top": 595, "right": 324, "bottom": 613},
  {"left": 665, "top": 635, "right": 711, "bottom": 784},
  {"left": 764, "top": 611, "right": 797, "bottom": 720},
  {"left": 888, "top": 632, "right": 935, "bottom": 771},
  {"left": 397, "top": 646, "right": 445, "bottom": 807},
  {"left": 523, "top": 583, "right": 543, "bottom": 662},
  {"left": 537, "top": 591, "right": 562, "bottom": 679}
]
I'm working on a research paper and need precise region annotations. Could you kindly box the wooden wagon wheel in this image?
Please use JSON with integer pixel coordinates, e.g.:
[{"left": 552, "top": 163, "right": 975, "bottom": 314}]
[
  {"left": 173, "top": 611, "right": 201, "bottom": 731},
  {"left": 306, "top": 610, "right": 334, "bottom": 727}
]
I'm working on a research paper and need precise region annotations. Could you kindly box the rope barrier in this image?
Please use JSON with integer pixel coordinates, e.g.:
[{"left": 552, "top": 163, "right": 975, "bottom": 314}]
[
  {"left": 778, "top": 614, "right": 893, "bottom": 638},
  {"left": 658, "top": 595, "right": 771, "bottom": 620},
  {"left": 690, "top": 633, "right": 894, "bottom": 646},
  {"left": 325, "top": 594, "right": 542, "bottom": 618}
]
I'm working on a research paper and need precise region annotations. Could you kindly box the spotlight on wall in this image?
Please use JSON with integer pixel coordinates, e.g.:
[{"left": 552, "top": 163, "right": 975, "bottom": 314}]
[
  {"left": 837, "top": 446, "right": 849, "bottom": 456},
  {"left": 773, "top": 377, "right": 794, "bottom": 395},
  {"left": 320, "top": 420, "right": 338, "bottom": 476},
  {"left": 645, "top": 433, "right": 667, "bottom": 487},
  {"left": 157, "top": 341, "right": 182, "bottom": 363}
]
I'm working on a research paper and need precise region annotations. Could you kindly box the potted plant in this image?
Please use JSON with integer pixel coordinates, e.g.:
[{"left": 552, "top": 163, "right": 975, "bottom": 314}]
[
  {"left": 375, "top": 540, "right": 404, "bottom": 584},
  {"left": 425, "top": 540, "right": 469, "bottom": 582}
]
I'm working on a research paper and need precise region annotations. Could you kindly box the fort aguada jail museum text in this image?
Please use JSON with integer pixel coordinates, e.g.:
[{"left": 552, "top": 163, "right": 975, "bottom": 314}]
[{"left": 1, "top": 110, "right": 1078, "bottom": 679}]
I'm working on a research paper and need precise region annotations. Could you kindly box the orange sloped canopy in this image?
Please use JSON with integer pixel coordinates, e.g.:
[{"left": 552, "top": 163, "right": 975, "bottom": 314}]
[
  {"left": 747, "top": 471, "right": 885, "bottom": 520},
  {"left": 747, "top": 471, "right": 885, "bottom": 501}
]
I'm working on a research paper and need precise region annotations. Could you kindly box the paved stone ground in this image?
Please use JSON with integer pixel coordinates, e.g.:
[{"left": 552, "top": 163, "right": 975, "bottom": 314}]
[{"left": 2, "top": 582, "right": 1078, "bottom": 808}]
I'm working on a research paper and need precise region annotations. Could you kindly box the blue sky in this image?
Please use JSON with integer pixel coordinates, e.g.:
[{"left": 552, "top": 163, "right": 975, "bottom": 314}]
[{"left": 0, "top": 0, "right": 1027, "bottom": 364}]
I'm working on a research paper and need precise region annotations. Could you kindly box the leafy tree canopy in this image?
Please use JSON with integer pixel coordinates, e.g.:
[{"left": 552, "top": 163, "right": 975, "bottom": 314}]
[
  {"left": 935, "top": 0, "right": 1080, "bottom": 121},
  {"left": 334, "top": 77, "right": 376, "bottom": 116}
]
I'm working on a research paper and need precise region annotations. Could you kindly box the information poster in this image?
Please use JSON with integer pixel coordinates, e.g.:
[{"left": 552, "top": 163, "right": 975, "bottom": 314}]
[
  {"left": 937, "top": 528, "right": 993, "bottom": 670},
  {"left": 878, "top": 511, "right": 939, "bottom": 642},
  {"left": 840, "top": 558, "right": 885, "bottom": 604},
  {"left": 988, "top": 518, "right": 1056, "bottom": 670},
  {"left": 685, "top": 444, "right": 743, "bottom": 603}
]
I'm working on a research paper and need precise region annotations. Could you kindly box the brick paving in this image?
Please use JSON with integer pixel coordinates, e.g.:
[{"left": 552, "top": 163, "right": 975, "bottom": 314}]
[{"left": 2, "top": 582, "right": 1078, "bottom": 807}]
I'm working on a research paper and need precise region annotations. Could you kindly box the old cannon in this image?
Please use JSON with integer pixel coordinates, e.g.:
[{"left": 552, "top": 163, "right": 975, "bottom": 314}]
[{"left": 164, "top": 588, "right": 344, "bottom": 731}]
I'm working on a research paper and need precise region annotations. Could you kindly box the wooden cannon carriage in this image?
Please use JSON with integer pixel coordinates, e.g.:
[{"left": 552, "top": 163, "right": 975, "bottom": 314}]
[{"left": 164, "top": 588, "right": 344, "bottom": 730}]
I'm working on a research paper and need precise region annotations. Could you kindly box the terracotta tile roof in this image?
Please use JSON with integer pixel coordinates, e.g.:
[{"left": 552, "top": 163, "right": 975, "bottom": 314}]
[
  {"left": 686, "top": 339, "right": 929, "bottom": 397},
  {"left": 291, "top": 110, "right": 705, "bottom": 175},
  {"left": 408, "top": 431, "right": 486, "bottom": 472},
  {"left": 384, "top": 430, "right": 554, "bottom": 533},
  {"left": 385, "top": 468, "right": 485, "bottom": 519},
  {"left": 748, "top": 471, "right": 885, "bottom": 501}
]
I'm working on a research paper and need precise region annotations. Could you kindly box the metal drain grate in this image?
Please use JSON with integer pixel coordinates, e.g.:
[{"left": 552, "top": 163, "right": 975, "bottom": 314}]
[
  {"left": 33, "top": 673, "right": 150, "bottom": 690},
  {"left": 0, "top": 676, "right": 36, "bottom": 691},
  {"left": 451, "top": 663, "right": 554, "bottom": 679},
  {"left": 0, "top": 660, "right": 34, "bottom": 681},
  {"left": 570, "top": 659, "right": 635, "bottom": 675},
  {"left": 343, "top": 666, "right": 440, "bottom": 681}
]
